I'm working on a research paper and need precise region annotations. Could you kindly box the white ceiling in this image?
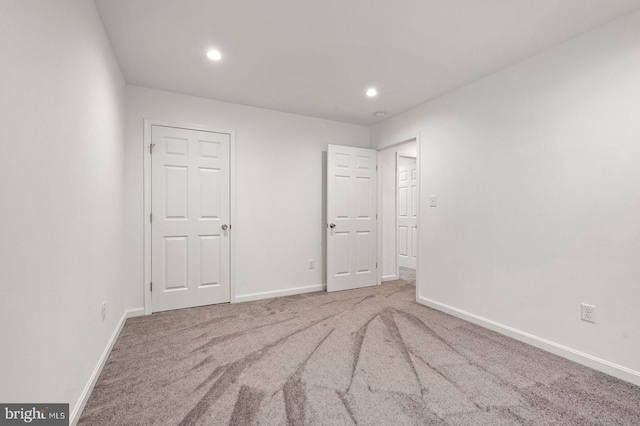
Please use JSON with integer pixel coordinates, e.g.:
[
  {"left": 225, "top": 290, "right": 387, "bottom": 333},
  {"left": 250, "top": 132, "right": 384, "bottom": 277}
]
[{"left": 95, "top": 0, "right": 640, "bottom": 126}]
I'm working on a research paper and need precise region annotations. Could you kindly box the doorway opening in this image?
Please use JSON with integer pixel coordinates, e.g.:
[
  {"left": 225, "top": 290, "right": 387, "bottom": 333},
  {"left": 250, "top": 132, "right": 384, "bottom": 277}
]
[{"left": 377, "top": 137, "right": 419, "bottom": 295}]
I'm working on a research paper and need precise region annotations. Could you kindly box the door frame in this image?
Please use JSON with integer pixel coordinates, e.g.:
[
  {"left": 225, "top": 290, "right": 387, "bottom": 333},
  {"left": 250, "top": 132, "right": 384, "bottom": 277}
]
[
  {"left": 376, "top": 132, "right": 421, "bottom": 301},
  {"left": 143, "top": 119, "right": 237, "bottom": 315}
]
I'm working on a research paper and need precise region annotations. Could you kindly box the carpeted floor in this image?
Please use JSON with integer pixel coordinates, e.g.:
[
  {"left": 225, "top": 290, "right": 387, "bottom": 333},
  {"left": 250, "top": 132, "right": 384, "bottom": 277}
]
[{"left": 79, "top": 268, "right": 640, "bottom": 425}]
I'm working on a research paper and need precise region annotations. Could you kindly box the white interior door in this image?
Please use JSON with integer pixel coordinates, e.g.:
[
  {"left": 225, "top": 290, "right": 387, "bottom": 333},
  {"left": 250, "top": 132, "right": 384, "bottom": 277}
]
[
  {"left": 327, "top": 144, "right": 377, "bottom": 292},
  {"left": 151, "top": 125, "right": 230, "bottom": 312},
  {"left": 398, "top": 157, "right": 417, "bottom": 269}
]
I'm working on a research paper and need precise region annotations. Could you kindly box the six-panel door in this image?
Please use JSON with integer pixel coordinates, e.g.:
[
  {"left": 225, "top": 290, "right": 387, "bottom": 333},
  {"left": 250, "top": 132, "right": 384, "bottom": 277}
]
[
  {"left": 151, "top": 125, "right": 230, "bottom": 312},
  {"left": 327, "top": 145, "right": 377, "bottom": 292},
  {"left": 398, "top": 159, "right": 417, "bottom": 269}
]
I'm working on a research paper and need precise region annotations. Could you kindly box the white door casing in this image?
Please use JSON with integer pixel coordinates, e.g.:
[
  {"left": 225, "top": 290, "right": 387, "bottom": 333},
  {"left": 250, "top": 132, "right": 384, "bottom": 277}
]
[
  {"left": 151, "top": 125, "right": 231, "bottom": 312},
  {"left": 398, "top": 158, "right": 417, "bottom": 269},
  {"left": 327, "top": 144, "right": 377, "bottom": 292}
]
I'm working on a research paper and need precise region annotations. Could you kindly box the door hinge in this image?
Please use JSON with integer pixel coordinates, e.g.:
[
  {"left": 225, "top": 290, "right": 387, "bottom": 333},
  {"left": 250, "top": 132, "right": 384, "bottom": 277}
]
[
  {"left": 150, "top": 282, "right": 153, "bottom": 292},
  {"left": 150, "top": 143, "right": 155, "bottom": 154},
  {"left": 150, "top": 213, "right": 153, "bottom": 223},
  {"left": 376, "top": 263, "right": 378, "bottom": 269},
  {"left": 376, "top": 213, "right": 378, "bottom": 219}
]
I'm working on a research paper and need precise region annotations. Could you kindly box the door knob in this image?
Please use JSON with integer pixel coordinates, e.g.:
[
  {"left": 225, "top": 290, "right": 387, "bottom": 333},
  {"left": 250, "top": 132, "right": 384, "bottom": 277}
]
[
  {"left": 221, "top": 224, "right": 228, "bottom": 230},
  {"left": 329, "top": 223, "right": 336, "bottom": 228}
]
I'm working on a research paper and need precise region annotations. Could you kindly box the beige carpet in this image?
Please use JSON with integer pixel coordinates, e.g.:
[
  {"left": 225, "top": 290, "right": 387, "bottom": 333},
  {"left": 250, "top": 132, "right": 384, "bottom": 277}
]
[{"left": 79, "top": 269, "right": 640, "bottom": 425}]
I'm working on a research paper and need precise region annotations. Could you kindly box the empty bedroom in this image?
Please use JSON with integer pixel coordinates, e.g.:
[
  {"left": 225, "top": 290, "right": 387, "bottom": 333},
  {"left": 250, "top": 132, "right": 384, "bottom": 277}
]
[{"left": 1, "top": 0, "right": 639, "bottom": 425}]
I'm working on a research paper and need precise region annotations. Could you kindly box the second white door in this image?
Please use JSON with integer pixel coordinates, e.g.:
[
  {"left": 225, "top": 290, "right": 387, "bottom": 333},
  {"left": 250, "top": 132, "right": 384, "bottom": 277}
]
[
  {"left": 327, "top": 144, "right": 377, "bottom": 292},
  {"left": 151, "top": 125, "right": 231, "bottom": 312},
  {"left": 398, "top": 157, "right": 417, "bottom": 269}
]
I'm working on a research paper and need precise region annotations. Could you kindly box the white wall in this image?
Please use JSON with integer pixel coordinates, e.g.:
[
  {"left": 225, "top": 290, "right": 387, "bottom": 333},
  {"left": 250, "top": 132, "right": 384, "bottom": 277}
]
[
  {"left": 379, "top": 140, "right": 416, "bottom": 280},
  {"left": 125, "top": 86, "right": 370, "bottom": 308},
  {"left": 0, "top": 0, "right": 126, "bottom": 419},
  {"left": 372, "top": 10, "right": 640, "bottom": 384}
]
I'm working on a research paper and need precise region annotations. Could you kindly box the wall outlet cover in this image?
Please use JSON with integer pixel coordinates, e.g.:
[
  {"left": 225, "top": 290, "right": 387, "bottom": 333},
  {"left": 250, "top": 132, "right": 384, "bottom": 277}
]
[{"left": 581, "top": 303, "right": 596, "bottom": 323}]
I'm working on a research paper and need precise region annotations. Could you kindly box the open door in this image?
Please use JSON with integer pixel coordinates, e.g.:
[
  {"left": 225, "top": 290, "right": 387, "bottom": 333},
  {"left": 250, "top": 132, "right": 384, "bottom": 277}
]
[
  {"left": 326, "top": 144, "right": 377, "bottom": 292},
  {"left": 398, "top": 155, "right": 417, "bottom": 270}
]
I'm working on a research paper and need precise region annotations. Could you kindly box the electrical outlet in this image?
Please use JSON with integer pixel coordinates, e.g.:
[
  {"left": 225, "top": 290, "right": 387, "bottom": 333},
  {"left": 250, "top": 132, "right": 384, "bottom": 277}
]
[
  {"left": 430, "top": 196, "right": 437, "bottom": 207},
  {"left": 581, "top": 303, "right": 595, "bottom": 323},
  {"left": 102, "top": 301, "right": 106, "bottom": 321},
  {"left": 308, "top": 259, "right": 315, "bottom": 269}
]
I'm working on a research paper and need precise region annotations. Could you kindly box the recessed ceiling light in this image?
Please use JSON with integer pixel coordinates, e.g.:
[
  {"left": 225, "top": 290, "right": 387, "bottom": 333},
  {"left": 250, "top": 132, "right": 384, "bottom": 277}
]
[
  {"left": 206, "top": 49, "right": 222, "bottom": 61},
  {"left": 373, "top": 111, "right": 386, "bottom": 117},
  {"left": 366, "top": 88, "right": 378, "bottom": 97}
]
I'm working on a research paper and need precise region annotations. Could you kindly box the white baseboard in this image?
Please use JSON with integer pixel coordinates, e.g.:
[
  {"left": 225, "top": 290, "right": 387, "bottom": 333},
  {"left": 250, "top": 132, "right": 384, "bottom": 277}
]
[
  {"left": 417, "top": 296, "right": 640, "bottom": 387},
  {"left": 70, "top": 308, "right": 137, "bottom": 425},
  {"left": 235, "top": 284, "right": 325, "bottom": 303},
  {"left": 126, "top": 307, "right": 145, "bottom": 318},
  {"left": 381, "top": 275, "right": 398, "bottom": 282}
]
